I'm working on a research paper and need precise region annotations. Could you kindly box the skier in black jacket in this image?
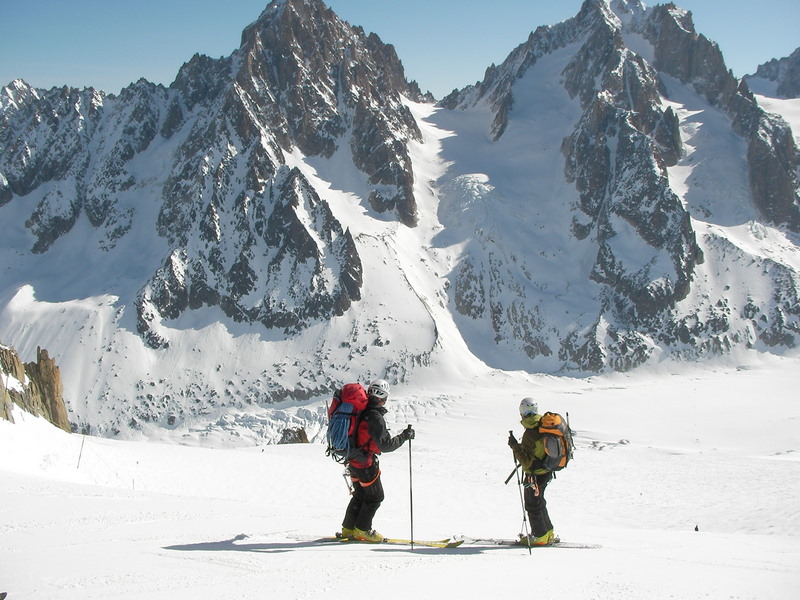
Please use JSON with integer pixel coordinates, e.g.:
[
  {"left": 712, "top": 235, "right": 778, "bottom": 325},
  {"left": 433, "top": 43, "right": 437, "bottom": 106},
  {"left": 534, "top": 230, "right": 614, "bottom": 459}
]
[{"left": 341, "top": 379, "right": 414, "bottom": 542}]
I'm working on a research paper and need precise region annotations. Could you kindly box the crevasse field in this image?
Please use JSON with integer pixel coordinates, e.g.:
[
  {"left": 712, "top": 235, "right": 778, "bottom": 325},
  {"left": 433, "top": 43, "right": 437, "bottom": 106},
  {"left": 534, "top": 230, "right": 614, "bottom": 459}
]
[{"left": 2, "top": 354, "right": 799, "bottom": 599}]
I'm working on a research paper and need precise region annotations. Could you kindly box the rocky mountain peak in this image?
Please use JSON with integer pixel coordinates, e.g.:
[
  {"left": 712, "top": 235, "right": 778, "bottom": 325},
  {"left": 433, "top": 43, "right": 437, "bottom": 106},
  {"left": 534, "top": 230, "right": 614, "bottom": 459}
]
[
  {"left": 236, "top": 0, "right": 423, "bottom": 224},
  {"left": 749, "top": 47, "right": 800, "bottom": 99},
  {"left": 1, "top": 0, "right": 429, "bottom": 352},
  {"left": 441, "top": 0, "right": 651, "bottom": 137},
  {"left": 436, "top": 0, "right": 798, "bottom": 373},
  {"left": 1, "top": 79, "right": 39, "bottom": 112},
  {"left": 640, "top": 6, "right": 800, "bottom": 233},
  {"left": 609, "top": 0, "right": 647, "bottom": 16}
]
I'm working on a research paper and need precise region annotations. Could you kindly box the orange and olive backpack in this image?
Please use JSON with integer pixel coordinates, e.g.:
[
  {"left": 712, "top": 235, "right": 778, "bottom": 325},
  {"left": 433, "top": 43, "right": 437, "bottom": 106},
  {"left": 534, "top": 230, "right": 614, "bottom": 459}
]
[{"left": 538, "top": 412, "right": 574, "bottom": 471}]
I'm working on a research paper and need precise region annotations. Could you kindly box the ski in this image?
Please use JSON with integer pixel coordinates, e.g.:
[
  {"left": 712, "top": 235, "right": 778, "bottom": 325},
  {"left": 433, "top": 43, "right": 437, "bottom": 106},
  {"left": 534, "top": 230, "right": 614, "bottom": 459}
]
[
  {"left": 384, "top": 537, "right": 463, "bottom": 548},
  {"left": 314, "top": 535, "right": 463, "bottom": 548},
  {"left": 454, "top": 535, "right": 600, "bottom": 549}
]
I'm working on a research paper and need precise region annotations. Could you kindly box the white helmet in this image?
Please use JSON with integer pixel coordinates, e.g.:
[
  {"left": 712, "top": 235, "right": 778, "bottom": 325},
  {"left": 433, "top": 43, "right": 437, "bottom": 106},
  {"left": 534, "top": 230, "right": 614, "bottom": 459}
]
[
  {"left": 368, "top": 379, "right": 390, "bottom": 400},
  {"left": 519, "top": 397, "right": 538, "bottom": 417}
]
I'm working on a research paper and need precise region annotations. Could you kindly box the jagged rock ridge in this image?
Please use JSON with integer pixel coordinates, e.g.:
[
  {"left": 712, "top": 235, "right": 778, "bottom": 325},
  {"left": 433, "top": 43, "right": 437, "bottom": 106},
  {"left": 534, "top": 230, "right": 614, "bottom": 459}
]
[{"left": 643, "top": 5, "right": 800, "bottom": 233}]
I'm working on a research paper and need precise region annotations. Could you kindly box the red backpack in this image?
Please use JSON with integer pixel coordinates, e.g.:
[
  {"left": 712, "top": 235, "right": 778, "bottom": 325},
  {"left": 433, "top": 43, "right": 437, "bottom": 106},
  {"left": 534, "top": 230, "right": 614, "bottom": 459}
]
[{"left": 325, "top": 383, "right": 369, "bottom": 463}]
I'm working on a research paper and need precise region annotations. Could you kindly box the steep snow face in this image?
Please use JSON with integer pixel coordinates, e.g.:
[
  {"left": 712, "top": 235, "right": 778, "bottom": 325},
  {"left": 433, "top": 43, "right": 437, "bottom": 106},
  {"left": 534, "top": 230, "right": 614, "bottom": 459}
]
[
  {"left": 435, "top": 0, "right": 703, "bottom": 372},
  {"left": 1, "top": 0, "right": 799, "bottom": 442},
  {"left": 433, "top": 43, "right": 593, "bottom": 372}
]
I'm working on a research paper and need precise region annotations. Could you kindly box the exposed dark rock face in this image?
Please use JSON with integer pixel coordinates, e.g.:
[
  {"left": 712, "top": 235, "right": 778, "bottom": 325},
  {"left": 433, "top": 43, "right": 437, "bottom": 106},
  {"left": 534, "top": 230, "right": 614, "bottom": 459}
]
[
  {"left": 278, "top": 427, "right": 309, "bottom": 444},
  {"left": 644, "top": 5, "right": 800, "bottom": 233},
  {"left": 236, "top": 0, "right": 423, "bottom": 225},
  {"left": 138, "top": 165, "right": 363, "bottom": 343},
  {"left": 562, "top": 2, "right": 701, "bottom": 327},
  {"left": 1, "top": 344, "right": 70, "bottom": 432}
]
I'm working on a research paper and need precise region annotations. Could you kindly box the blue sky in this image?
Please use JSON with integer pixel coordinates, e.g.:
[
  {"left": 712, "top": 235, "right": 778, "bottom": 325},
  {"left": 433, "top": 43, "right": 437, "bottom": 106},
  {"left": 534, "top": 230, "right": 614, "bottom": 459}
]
[{"left": 1, "top": 0, "right": 798, "bottom": 99}]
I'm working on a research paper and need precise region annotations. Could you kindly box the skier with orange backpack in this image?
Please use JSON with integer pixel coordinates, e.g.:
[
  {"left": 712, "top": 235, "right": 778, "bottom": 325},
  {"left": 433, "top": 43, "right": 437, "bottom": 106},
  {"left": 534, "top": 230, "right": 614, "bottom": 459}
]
[{"left": 507, "top": 397, "right": 573, "bottom": 546}]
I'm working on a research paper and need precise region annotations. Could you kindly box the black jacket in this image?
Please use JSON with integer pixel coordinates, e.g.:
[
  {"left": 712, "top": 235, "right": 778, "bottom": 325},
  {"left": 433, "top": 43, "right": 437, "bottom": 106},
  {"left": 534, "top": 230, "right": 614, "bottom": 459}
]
[{"left": 350, "top": 403, "right": 406, "bottom": 467}]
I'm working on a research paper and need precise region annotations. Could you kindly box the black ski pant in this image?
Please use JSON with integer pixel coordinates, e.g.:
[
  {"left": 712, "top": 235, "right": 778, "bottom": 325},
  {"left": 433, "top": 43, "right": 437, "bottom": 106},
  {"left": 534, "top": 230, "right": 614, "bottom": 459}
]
[
  {"left": 343, "top": 463, "right": 384, "bottom": 532},
  {"left": 523, "top": 472, "right": 554, "bottom": 537}
]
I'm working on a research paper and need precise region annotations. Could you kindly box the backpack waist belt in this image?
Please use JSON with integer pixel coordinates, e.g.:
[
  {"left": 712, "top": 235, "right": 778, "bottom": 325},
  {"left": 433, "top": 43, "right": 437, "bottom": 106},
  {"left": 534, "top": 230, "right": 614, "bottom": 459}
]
[{"left": 351, "top": 469, "right": 381, "bottom": 487}]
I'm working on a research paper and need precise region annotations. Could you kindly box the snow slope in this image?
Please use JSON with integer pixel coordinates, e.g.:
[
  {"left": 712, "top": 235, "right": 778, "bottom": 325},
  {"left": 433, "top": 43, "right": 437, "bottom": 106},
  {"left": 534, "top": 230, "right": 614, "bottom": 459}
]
[
  {"left": 2, "top": 355, "right": 799, "bottom": 599},
  {"left": 753, "top": 90, "right": 800, "bottom": 146}
]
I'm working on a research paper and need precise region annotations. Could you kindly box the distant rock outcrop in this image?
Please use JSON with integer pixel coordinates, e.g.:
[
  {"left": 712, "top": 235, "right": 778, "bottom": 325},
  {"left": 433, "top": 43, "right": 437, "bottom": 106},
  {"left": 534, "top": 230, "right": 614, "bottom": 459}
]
[
  {"left": 1, "top": 344, "right": 70, "bottom": 432},
  {"left": 278, "top": 427, "right": 309, "bottom": 444}
]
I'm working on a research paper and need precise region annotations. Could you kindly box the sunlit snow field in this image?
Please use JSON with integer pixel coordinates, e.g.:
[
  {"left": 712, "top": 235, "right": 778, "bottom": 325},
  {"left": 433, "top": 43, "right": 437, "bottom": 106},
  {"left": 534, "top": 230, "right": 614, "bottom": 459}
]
[{"left": 2, "top": 354, "right": 799, "bottom": 599}]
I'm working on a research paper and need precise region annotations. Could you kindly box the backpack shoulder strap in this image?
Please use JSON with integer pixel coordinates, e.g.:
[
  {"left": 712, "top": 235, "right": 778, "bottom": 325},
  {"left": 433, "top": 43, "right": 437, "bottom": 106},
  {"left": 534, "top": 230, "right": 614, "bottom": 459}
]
[{"left": 349, "top": 405, "right": 373, "bottom": 448}]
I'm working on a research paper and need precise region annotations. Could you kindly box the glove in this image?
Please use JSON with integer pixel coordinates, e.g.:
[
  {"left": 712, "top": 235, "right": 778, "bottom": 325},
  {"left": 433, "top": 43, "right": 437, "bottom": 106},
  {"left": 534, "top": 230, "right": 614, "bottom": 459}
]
[
  {"left": 508, "top": 432, "right": 518, "bottom": 447},
  {"left": 403, "top": 425, "right": 415, "bottom": 440}
]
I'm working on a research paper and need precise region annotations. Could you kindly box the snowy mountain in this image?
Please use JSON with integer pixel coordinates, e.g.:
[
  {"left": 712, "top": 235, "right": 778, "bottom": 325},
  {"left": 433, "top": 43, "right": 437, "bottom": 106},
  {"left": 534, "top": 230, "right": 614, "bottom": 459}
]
[
  {"left": 746, "top": 46, "right": 800, "bottom": 99},
  {"left": 1, "top": 0, "right": 799, "bottom": 441}
]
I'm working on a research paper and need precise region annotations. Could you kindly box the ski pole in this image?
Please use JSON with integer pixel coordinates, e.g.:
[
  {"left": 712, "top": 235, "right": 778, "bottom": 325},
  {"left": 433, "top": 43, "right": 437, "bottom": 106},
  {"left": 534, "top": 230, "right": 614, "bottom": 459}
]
[
  {"left": 409, "top": 432, "right": 415, "bottom": 549},
  {"left": 510, "top": 431, "right": 532, "bottom": 555}
]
